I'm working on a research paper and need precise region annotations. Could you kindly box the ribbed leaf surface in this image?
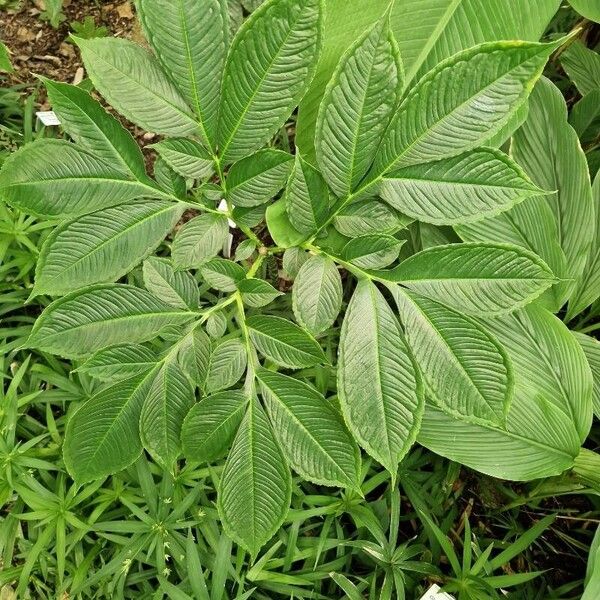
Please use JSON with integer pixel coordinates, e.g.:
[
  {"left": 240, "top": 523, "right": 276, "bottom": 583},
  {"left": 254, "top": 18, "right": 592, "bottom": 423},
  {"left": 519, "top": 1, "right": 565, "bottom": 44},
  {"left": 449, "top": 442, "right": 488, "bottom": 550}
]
[
  {"left": 200, "top": 258, "right": 246, "bottom": 292},
  {"left": 182, "top": 390, "right": 248, "bottom": 463},
  {"left": 342, "top": 234, "right": 402, "bottom": 269},
  {"left": 44, "top": 79, "right": 147, "bottom": 180},
  {"left": 76, "top": 344, "right": 158, "bottom": 382},
  {"left": 512, "top": 77, "right": 594, "bottom": 309},
  {"left": 334, "top": 200, "right": 409, "bottom": 237},
  {"left": 206, "top": 339, "right": 247, "bottom": 393},
  {"left": 391, "top": 287, "right": 512, "bottom": 426},
  {"left": 76, "top": 37, "right": 199, "bottom": 137},
  {"left": 218, "top": 396, "right": 291, "bottom": 556},
  {"left": 258, "top": 368, "right": 360, "bottom": 488},
  {"left": 338, "top": 280, "right": 423, "bottom": 477},
  {"left": 143, "top": 257, "right": 199, "bottom": 309},
  {"left": 27, "top": 285, "right": 195, "bottom": 358},
  {"left": 137, "top": 0, "right": 228, "bottom": 146},
  {"left": 151, "top": 139, "right": 215, "bottom": 179},
  {"left": 316, "top": 15, "right": 401, "bottom": 197},
  {"left": 64, "top": 371, "right": 157, "bottom": 483},
  {"left": 237, "top": 278, "right": 283, "bottom": 308},
  {"left": 176, "top": 328, "right": 211, "bottom": 389},
  {"left": 0, "top": 140, "right": 164, "bottom": 217},
  {"left": 172, "top": 214, "right": 229, "bottom": 270},
  {"left": 574, "top": 332, "right": 600, "bottom": 419},
  {"left": 218, "top": 0, "right": 322, "bottom": 163},
  {"left": 381, "top": 148, "right": 542, "bottom": 225},
  {"left": 33, "top": 201, "right": 183, "bottom": 297},
  {"left": 292, "top": 255, "right": 342, "bottom": 335},
  {"left": 384, "top": 243, "right": 555, "bottom": 316},
  {"left": 285, "top": 154, "right": 330, "bottom": 235},
  {"left": 140, "top": 360, "right": 196, "bottom": 469},
  {"left": 560, "top": 41, "right": 600, "bottom": 96},
  {"left": 247, "top": 315, "right": 326, "bottom": 368},
  {"left": 226, "top": 149, "right": 293, "bottom": 207},
  {"left": 371, "top": 40, "right": 558, "bottom": 176}
]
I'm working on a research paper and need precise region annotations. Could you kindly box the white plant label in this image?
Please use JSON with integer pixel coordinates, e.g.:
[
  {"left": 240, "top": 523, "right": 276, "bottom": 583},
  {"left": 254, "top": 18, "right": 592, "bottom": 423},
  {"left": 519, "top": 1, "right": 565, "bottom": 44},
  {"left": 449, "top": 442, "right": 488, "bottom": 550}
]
[
  {"left": 419, "top": 584, "right": 456, "bottom": 600},
  {"left": 36, "top": 111, "right": 61, "bottom": 126}
]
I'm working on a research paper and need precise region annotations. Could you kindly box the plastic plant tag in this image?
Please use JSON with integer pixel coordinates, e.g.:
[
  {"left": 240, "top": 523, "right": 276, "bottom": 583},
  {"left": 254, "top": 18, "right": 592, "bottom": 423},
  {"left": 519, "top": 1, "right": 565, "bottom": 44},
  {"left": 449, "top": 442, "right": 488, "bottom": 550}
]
[
  {"left": 36, "top": 111, "right": 61, "bottom": 126},
  {"left": 419, "top": 584, "right": 456, "bottom": 600}
]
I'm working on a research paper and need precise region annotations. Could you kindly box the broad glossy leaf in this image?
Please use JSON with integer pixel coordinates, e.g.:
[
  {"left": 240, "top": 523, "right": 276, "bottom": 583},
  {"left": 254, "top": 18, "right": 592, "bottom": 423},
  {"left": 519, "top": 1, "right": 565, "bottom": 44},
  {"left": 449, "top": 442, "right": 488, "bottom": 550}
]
[
  {"left": 247, "top": 315, "right": 326, "bottom": 368},
  {"left": 315, "top": 15, "right": 401, "bottom": 198},
  {"left": 218, "top": 396, "right": 291, "bottom": 556},
  {"left": 338, "top": 280, "right": 423, "bottom": 477},
  {"left": 512, "top": 77, "right": 594, "bottom": 308},
  {"left": 137, "top": 0, "right": 228, "bottom": 146},
  {"left": 292, "top": 255, "right": 342, "bottom": 335},
  {"left": 143, "top": 257, "right": 199, "bottom": 309},
  {"left": 76, "top": 344, "right": 158, "bottom": 381},
  {"left": 380, "top": 243, "right": 555, "bottom": 316},
  {"left": 569, "top": 0, "right": 600, "bottom": 21},
  {"left": 342, "top": 234, "right": 403, "bottom": 269},
  {"left": 33, "top": 201, "right": 183, "bottom": 297},
  {"left": 560, "top": 41, "right": 600, "bottom": 96},
  {"left": 567, "top": 173, "right": 600, "bottom": 320},
  {"left": 44, "top": 79, "right": 147, "bottom": 180},
  {"left": 75, "top": 37, "right": 199, "bottom": 137},
  {"left": 206, "top": 338, "right": 247, "bottom": 392},
  {"left": 200, "top": 258, "right": 246, "bottom": 291},
  {"left": 64, "top": 371, "right": 157, "bottom": 482},
  {"left": 574, "top": 332, "right": 600, "bottom": 419},
  {"left": 151, "top": 139, "right": 215, "bottom": 179},
  {"left": 140, "top": 360, "right": 196, "bottom": 469},
  {"left": 390, "top": 287, "right": 512, "bottom": 426},
  {"left": 371, "top": 40, "right": 559, "bottom": 178},
  {"left": 570, "top": 90, "right": 600, "bottom": 138},
  {"left": 0, "top": 140, "right": 165, "bottom": 217},
  {"left": 177, "top": 328, "right": 211, "bottom": 388},
  {"left": 237, "top": 278, "right": 283, "bottom": 308},
  {"left": 27, "top": 284, "right": 195, "bottom": 358},
  {"left": 182, "top": 390, "right": 248, "bottom": 463},
  {"left": 419, "top": 304, "right": 591, "bottom": 480},
  {"left": 334, "top": 200, "right": 409, "bottom": 237},
  {"left": 380, "top": 149, "right": 542, "bottom": 225},
  {"left": 285, "top": 154, "right": 330, "bottom": 235},
  {"left": 257, "top": 368, "right": 361, "bottom": 488},
  {"left": 226, "top": 149, "right": 293, "bottom": 207},
  {"left": 172, "top": 214, "right": 229, "bottom": 270},
  {"left": 266, "top": 199, "right": 305, "bottom": 248},
  {"left": 218, "top": 0, "right": 322, "bottom": 163}
]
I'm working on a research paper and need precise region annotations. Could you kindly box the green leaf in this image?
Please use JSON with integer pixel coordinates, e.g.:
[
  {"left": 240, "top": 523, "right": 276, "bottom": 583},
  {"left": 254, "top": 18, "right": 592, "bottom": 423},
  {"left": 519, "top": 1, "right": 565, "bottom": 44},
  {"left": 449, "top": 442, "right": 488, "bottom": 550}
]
[
  {"left": 257, "top": 368, "right": 361, "bottom": 488},
  {"left": 570, "top": 89, "right": 600, "bottom": 138},
  {"left": 285, "top": 154, "right": 330, "bottom": 235},
  {"left": 419, "top": 304, "right": 590, "bottom": 480},
  {"left": 370, "top": 39, "right": 559, "bottom": 177},
  {"left": 44, "top": 79, "right": 148, "bottom": 180},
  {"left": 569, "top": 0, "right": 600, "bottom": 21},
  {"left": 234, "top": 239, "right": 257, "bottom": 262},
  {"left": 226, "top": 149, "right": 293, "bottom": 208},
  {"left": 64, "top": 371, "right": 157, "bottom": 483},
  {"left": 27, "top": 284, "right": 195, "bottom": 358},
  {"left": 75, "top": 36, "right": 200, "bottom": 137},
  {"left": 137, "top": 0, "right": 228, "bottom": 146},
  {"left": 390, "top": 287, "right": 512, "bottom": 426},
  {"left": 154, "top": 157, "right": 187, "bottom": 197},
  {"left": 75, "top": 344, "right": 158, "bottom": 381},
  {"left": 143, "top": 257, "right": 199, "bottom": 309},
  {"left": 151, "top": 139, "right": 215, "bottom": 179},
  {"left": 206, "top": 312, "right": 227, "bottom": 338},
  {"left": 316, "top": 15, "right": 401, "bottom": 198},
  {"left": 172, "top": 214, "right": 229, "bottom": 270},
  {"left": 218, "top": 396, "right": 291, "bottom": 557},
  {"left": 0, "top": 139, "right": 166, "bottom": 218},
  {"left": 200, "top": 258, "right": 246, "bottom": 292},
  {"left": 574, "top": 332, "right": 600, "bottom": 420},
  {"left": 560, "top": 41, "right": 600, "bottom": 96},
  {"left": 140, "top": 360, "right": 196, "bottom": 469},
  {"left": 512, "top": 77, "right": 594, "bottom": 310},
  {"left": 0, "top": 40, "right": 13, "bottom": 72},
  {"left": 177, "top": 328, "right": 211, "bottom": 388},
  {"left": 266, "top": 199, "right": 305, "bottom": 248},
  {"left": 182, "top": 390, "right": 248, "bottom": 463},
  {"left": 33, "top": 201, "right": 183, "bottom": 297},
  {"left": 247, "top": 315, "right": 326, "bottom": 368},
  {"left": 292, "top": 255, "right": 342, "bottom": 335},
  {"left": 341, "top": 234, "right": 403, "bottom": 269},
  {"left": 334, "top": 200, "right": 409, "bottom": 237},
  {"left": 238, "top": 278, "right": 283, "bottom": 308},
  {"left": 206, "top": 338, "right": 247, "bottom": 392},
  {"left": 380, "top": 243, "right": 555, "bottom": 316},
  {"left": 338, "top": 280, "right": 423, "bottom": 478},
  {"left": 567, "top": 173, "right": 600, "bottom": 319},
  {"left": 217, "top": 0, "right": 323, "bottom": 163},
  {"left": 282, "top": 247, "right": 309, "bottom": 278},
  {"left": 380, "top": 148, "right": 543, "bottom": 225}
]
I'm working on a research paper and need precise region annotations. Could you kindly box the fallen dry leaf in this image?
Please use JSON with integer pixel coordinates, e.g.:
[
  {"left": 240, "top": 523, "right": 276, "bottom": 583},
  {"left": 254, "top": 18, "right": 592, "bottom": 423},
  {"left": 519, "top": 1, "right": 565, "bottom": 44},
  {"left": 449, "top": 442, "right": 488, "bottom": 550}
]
[{"left": 116, "top": 2, "right": 134, "bottom": 19}]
